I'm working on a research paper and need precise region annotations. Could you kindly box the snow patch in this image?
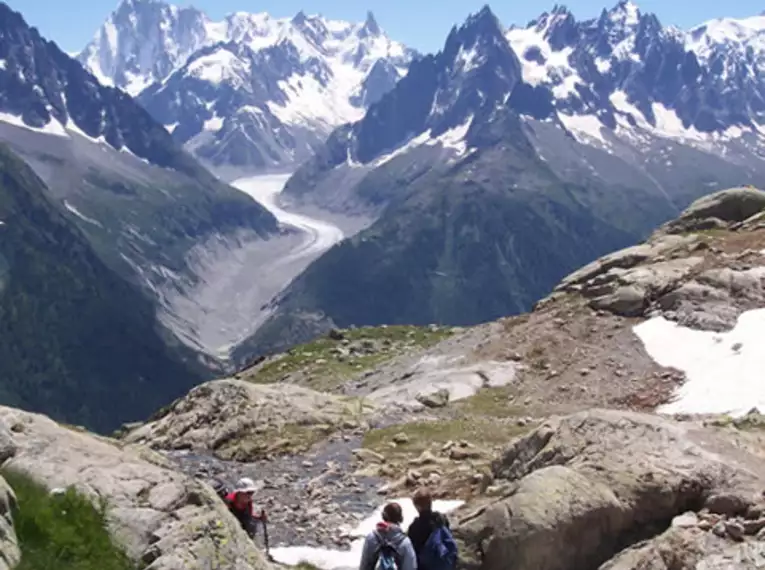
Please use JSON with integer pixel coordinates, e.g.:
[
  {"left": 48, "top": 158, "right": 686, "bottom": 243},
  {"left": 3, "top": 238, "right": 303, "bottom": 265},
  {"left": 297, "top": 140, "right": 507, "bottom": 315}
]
[
  {"left": 609, "top": 1, "right": 641, "bottom": 27},
  {"left": 186, "top": 48, "right": 251, "bottom": 86},
  {"left": 66, "top": 119, "right": 108, "bottom": 145},
  {"left": 559, "top": 113, "right": 609, "bottom": 146},
  {"left": 595, "top": 58, "right": 611, "bottom": 73},
  {"left": 456, "top": 45, "right": 482, "bottom": 74},
  {"left": 63, "top": 201, "right": 103, "bottom": 228},
  {"left": 506, "top": 26, "right": 581, "bottom": 95},
  {"left": 268, "top": 68, "right": 365, "bottom": 128},
  {"left": 634, "top": 306, "right": 765, "bottom": 417},
  {"left": 372, "top": 131, "right": 432, "bottom": 167},
  {"left": 431, "top": 116, "right": 474, "bottom": 156},
  {"left": 371, "top": 116, "right": 474, "bottom": 167},
  {"left": 687, "top": 15, "right": 765, "bottom": 61},
  {"left": 203, "top": 115, "right": 224, "bottom": 132},
  {"left": 270, "top": 499, "right": 464, "bottom": 570},
  {"left": 0, "top": 112, "right": 69, "bottom": 138}
]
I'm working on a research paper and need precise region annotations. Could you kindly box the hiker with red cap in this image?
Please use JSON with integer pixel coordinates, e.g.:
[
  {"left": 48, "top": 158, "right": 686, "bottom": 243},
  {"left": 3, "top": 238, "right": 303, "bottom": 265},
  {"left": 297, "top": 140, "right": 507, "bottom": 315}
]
[{"left": 224, "top": 477, "right": 268, "bottom": 540}]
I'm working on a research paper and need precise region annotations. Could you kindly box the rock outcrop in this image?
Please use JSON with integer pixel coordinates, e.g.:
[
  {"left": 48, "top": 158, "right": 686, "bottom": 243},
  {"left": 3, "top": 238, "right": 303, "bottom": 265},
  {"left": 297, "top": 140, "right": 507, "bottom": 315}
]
[
  {"left": 0, "top": 475, "right": 19, "bottom": 570},
  {"left": 453, "top": 409, "right": 765, "bottom": 570},
  {"left": 122, "top": 380, "right": 369, "bottom": 461},
  {"left": 545, "top": 187, "right": 765, "bottom": 330},
  {"left": 0, "top": 406, "right": 272, "bottom": 570},
  {"left": 661, "top": 186, "right": 765, "bottom": 235}
]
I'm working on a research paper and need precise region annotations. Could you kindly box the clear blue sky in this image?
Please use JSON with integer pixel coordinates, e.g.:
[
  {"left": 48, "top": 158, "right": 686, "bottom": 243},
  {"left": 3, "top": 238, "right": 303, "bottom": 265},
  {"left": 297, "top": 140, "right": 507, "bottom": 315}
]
[{"left": 5, "top": 0, "right": 763, "bottom": 55}]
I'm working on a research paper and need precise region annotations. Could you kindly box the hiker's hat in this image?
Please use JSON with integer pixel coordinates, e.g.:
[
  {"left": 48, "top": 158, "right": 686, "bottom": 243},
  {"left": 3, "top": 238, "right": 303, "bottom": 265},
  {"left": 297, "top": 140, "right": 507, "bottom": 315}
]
[{"left": 235, "top": 477, "right": 257, "bottom": 493}]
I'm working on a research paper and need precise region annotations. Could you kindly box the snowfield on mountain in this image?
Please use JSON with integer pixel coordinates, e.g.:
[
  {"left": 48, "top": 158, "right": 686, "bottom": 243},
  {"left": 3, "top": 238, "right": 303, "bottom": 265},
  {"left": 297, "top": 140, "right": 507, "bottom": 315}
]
[{"left": 78, "top": 0, "right": 416, "bottom": 171}]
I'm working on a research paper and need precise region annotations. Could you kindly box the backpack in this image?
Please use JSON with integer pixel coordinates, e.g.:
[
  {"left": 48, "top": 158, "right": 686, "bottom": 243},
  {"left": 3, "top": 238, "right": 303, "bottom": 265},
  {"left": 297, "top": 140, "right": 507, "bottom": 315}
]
[
  {"left": 210, "top": 478, "right": 229, "bottom": 501},
  {"left": 420, "top": 524, "right": 458, "bottom": 570},
  {"left": 376, "top": 536, "right": 401, "bottom": 570}
]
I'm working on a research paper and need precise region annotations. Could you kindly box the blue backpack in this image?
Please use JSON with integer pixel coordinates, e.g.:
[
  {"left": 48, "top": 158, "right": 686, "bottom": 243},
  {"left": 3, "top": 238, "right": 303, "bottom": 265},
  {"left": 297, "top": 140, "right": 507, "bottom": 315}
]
[
  {"left": 421, "top": 524, "right": 458, "bottom": 570},
  {"left": 376, "top": 537, "right": 401, "bottom": 570}
]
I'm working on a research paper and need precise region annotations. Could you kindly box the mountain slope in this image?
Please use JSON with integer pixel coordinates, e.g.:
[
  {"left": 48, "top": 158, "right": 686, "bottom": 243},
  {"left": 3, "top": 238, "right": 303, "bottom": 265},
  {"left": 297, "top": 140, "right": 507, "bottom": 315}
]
[
  {"left": 80, "top": 0, "right": 417, "bottom": 173},
  {"left": 0, "top": 144, "right": 202, "bottom": 432},
  {"left": 231, "top": 3, "right": 765, "bottom": 361},
  {"left": 0, "top": 2, "right": 280, "bottom": 356}
]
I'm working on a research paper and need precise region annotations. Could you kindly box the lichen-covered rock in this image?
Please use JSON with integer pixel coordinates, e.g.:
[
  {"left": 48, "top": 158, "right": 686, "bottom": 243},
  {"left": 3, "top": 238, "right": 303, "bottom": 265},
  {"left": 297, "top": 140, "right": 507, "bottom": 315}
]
[
  {"left": 122, "top": 380, "right": 364, "bottom": 460},
  {"left": 553, "top": 235, "right": 696, "bottom": 294},
  {"left": 656, "top": 266, "right": 765, "bottom": 331},
  {"left": 553, "top": 236, "right": 704, "bottom": 317},
  {"left": 453, "top": 409, "right": 765, "bottom": 570},
  {"left": 416, "top": 388, "right": 450, "bottom": 408},
  {"left": 662, "top": 187, "right": 765, "bottom": 234},
  {"left": 0, "top": 406, "right": 273, "bottom": 570}
]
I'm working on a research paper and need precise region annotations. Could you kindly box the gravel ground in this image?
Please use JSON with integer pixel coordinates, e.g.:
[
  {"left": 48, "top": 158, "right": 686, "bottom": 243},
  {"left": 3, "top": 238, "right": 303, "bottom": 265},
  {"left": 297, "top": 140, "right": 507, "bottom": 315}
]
[{"left": 165, "top": 435, "right": 384, "bottom": 549}]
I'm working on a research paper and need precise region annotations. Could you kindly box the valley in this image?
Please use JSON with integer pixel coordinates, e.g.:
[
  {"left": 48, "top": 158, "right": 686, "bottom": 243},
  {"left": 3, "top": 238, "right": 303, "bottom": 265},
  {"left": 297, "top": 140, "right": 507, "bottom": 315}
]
[
  {"left": 3, "top": 1, "right": 765, "bottom": 569},
  {"left": 157, "top": 174, "right": 371, "bottom": 360}
]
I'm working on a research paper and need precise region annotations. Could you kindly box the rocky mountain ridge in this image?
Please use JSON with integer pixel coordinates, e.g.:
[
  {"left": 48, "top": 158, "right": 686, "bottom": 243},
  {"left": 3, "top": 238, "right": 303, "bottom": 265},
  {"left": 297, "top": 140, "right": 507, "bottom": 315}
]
[
  {"left": 0, "top": 144, "right": 203, "bottom": 433},
  {"left": 79, "top": 0, "right": 417, "bottom": 172},
  {"left": 231, "top": 2, "right": 765, "bottom": 361},
  {"left": 0, "top": 1, "right": 287, "bottom": 361},
  {"left": 285, "top": 1, "right": 765, "bottom": 213}
]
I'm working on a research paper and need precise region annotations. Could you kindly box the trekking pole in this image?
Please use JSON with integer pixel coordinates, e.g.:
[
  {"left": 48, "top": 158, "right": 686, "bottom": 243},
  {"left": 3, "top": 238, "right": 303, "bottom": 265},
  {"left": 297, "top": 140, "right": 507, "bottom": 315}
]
[{"left": 261, "top": 509, "right": 273, "bottom": 562}]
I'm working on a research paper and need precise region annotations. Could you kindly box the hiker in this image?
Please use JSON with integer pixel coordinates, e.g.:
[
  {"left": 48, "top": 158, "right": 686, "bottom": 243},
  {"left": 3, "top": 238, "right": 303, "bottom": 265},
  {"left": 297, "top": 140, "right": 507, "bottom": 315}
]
[
  {"left": 359, "top": 502, "right": 417, "bottom": 570},
  {"left": 224, "top": 477, "right": 268, "bottom": 539},
  {"left": 407, "top": 489, "right": 458, "bottom": 570}
]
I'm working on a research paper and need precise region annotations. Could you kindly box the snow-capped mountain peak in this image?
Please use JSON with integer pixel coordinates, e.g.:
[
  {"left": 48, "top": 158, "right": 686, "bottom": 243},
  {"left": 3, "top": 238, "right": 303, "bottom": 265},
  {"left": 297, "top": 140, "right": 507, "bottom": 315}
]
[
  {"left": 607, "top": 0, "right": 641, "bottom": 28},
  {"left": 317, "top": 1, "right": 765, "bottom": 194},
  {"left": 82, "top": 0, "right": 417, "bottom": 172},
  {"left": 78, "top": 0, "right": 213, "bottom": 95},
  {"left": 359, "top": 11, "right": 382, "bottom": 38},
  {"left": 686, "top": 13, "right": 765, "bottom": 61},
  {"left": 79, "top": 1, "right": 414, "bottom": 97}
]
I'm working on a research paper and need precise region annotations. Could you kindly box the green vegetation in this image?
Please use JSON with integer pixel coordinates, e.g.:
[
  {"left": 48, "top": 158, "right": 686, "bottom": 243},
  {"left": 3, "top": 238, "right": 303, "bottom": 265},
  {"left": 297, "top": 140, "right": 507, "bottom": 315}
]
[
  {"left": 363, "top": 416, "right": 529, "bottom": 459},
  {"left": 456, "top": 386, "right": 529, "bottom": 419},
  {"left": 3, "top": 469, "right": 134, "bottom": 570},
  {"left": 0, "top": 145, "right": 203, "bottom": 433},
  {"left": 242, "top": 325, "right": 453, "bottom": 391},
  {"left": 708, "top": 411, "right": 765, "bottom": 431}
]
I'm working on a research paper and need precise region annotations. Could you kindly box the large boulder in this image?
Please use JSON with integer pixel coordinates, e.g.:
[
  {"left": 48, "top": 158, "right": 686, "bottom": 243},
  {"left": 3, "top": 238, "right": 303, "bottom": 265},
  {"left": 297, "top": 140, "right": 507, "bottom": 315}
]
[
  {"left": 0, "top": 407, "right": 273, "bottom": 570},
  {"left": 551, "top": 233, "right": 704, "bottom": 318},
  {"left": 600, "top": 524, "right": 765, "bottom": 570},
  {"left": 656, "top": 265, "right": 765, "bottom": 331},
  {"left": 122, "top": 380, "right": 362, "bottom": 460},
  {"left": 453, "top": 409, "right": 765, "bottom": 570},
  {"left": 663, "top": 187, "right": 765, "bottom": 234}
]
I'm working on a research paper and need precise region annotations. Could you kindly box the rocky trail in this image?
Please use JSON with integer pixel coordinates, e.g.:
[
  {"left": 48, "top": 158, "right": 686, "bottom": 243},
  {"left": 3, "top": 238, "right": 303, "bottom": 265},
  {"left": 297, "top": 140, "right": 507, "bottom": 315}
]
[{"left": 166, "top": 435, "right": 385, "bottom": 550}]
